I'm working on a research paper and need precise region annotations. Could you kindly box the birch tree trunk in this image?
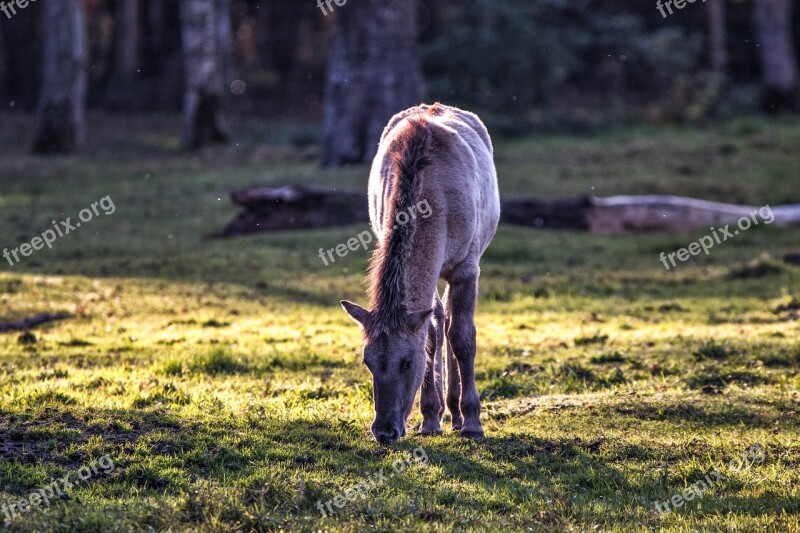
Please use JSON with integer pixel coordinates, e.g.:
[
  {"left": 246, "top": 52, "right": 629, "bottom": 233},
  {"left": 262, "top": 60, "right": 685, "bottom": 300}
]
[
  {"left": 31, "top": 0, "right": 87, "bottom": 154},
  {"left": 180, "top": 0, "right": 231, "bottom": 149},
  {"left": 753, "top": 0, "right": 799, "bottom": 112},
  {"left": 323, "top": 0, "right": 425, "bottom": 166}
]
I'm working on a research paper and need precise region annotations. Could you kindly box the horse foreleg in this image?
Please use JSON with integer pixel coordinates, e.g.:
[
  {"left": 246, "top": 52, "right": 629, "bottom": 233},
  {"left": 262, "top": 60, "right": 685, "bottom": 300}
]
[
  {"left": 420, "top": 292, "right": 445, "bottom": 435},
  {"left": 443, "top": 285, "right": 463, "bottom": 431},
  {"left": 445, "top": 268, "right": 483, "bottom": 439}
]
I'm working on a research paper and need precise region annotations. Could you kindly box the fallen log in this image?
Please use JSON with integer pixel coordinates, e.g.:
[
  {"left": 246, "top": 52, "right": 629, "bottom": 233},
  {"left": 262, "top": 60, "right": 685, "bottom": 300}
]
[
  {"left": 0, "top": 312, "right": 73, "bottom": 333},
  {"left": 215, "top": 185, "right": 368, "bottom": 237},
  {"left": 584, "top": 195, "right": 800, "bottom": 233},
  {"left": 213, "top": 184, "right": 800, "bottom": 237}
]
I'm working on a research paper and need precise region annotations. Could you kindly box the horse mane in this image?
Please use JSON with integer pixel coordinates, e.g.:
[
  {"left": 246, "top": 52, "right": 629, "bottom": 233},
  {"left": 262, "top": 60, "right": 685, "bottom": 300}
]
[{"left": 365, "top": 117, "right": 431, "bottom": 336}]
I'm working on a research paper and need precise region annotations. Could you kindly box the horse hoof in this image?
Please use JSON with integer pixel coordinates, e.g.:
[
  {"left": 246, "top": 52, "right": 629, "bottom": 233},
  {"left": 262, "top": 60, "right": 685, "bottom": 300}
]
[
  {"left": 459, "top": 427, "right": 484, "bottom": 439},
  {"left": 419, "top": 421, "right": 443, "bottom": 436}
]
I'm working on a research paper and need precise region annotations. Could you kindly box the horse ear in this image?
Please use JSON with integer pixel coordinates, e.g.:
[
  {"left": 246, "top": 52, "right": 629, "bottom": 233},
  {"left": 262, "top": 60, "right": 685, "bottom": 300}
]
[
  {"left": 341, "top": 300, "right": 371, "bottom": 329},
  {"left": 407, "top": 308, "right": 433, "bottom": 333}
]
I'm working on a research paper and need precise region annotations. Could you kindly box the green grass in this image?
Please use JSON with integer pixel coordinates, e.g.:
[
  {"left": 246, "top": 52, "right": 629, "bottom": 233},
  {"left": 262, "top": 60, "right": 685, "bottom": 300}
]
[{"left": 0, "top": 111, "right": 799, "bottom": 532}]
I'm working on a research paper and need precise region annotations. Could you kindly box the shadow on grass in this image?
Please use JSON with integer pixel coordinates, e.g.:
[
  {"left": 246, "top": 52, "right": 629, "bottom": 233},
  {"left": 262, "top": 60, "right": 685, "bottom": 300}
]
[
  {"left": 603, "top": 396, "right": 795, "bottom": 430},
  {"left": 1, "top": 401, "right": 795, "bottom": 529}
]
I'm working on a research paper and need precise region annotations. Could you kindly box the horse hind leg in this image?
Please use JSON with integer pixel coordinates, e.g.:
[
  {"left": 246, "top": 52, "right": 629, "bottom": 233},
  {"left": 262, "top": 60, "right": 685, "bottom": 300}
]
[
  {"left": 445, "top": 327, "right": 463, "bottom": 431},
  {"left": 420, "top": 292, "right": 445, "bottom": 435}
]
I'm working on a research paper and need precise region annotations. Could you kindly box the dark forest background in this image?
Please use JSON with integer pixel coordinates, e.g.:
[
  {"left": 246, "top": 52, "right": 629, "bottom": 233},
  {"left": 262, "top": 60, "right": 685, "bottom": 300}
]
[{"left": 0, "top": 0, "right": 798, "bottom": 162}]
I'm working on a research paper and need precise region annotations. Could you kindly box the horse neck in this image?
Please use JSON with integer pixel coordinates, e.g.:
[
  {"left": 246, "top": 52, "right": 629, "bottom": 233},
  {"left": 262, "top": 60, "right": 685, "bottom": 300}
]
[
  {"left": 369, "top": 218, "right": 441, "bottom": 326},
  {"left": 401, "top": 236, "right": 441, "bottom": 313}
]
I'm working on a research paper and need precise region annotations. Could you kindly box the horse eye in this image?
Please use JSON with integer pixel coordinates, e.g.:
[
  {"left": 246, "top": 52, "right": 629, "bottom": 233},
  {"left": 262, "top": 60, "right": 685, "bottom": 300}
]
[{"left": 400, "top": 359, "right": 412, "bottom": 372}]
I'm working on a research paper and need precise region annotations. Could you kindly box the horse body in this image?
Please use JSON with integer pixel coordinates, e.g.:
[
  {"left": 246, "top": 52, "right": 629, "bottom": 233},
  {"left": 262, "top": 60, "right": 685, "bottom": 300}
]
[{"left": 341, "top": 103, "right": 499, "bottom": 442}]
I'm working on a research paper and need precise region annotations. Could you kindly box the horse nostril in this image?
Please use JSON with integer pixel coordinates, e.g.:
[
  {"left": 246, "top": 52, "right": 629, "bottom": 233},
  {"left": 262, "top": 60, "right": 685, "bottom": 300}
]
[{"left": 374, "top": 426, "right": 399, "bottom": 444}]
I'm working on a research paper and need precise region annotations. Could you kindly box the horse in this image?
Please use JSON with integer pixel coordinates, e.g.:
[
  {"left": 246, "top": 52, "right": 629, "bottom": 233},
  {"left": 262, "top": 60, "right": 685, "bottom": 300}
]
[{"left": 341, "top": 103, "right": 500, "bottom": 444}]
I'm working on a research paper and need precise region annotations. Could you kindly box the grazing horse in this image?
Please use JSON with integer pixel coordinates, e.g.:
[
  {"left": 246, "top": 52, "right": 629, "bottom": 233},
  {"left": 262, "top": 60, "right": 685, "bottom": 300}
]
[{"left": 341, "top": 103, "right": 500, "bottom": 443}]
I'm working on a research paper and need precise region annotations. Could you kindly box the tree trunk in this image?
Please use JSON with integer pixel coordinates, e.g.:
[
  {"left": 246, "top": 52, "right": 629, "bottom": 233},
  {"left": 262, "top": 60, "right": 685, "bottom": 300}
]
[
  {"left": 103, "top": 0, "right": 141, "bottom": 109},
  {"left": 139, "top": 0, "right": 183, "bottom": 111},
  {"left": 707, "top": 0, "right": 727, "bottom": 78},
  {"left": 323, "top": 0, "right": 425, "bottom": 166},
  {"left": 705, "top": 0, "right": 728, "bottom": 114},
  {"left": 180, "top": 0, "right": 231, "bottom": 149},
  {"left": 753, "top": 0, "right": 799, "bottom": 112},
  {"left": 31, "top": 0, "right": 87, "bottom": 154},
  {"left": 0, "top": 2, "right": 42, "bottom": 110}
]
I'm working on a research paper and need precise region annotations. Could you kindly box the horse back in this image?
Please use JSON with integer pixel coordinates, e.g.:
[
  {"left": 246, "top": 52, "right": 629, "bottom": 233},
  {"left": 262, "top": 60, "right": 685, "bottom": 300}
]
[{"left": 369, "top": 104, "right": 500, "bottom": 273}]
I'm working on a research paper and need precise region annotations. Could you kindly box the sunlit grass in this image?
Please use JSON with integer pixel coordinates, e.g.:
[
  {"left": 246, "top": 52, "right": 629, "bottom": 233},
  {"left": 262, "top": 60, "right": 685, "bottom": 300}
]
[{"left": 0, "top": 112, "right": 799, "bottom": 531}]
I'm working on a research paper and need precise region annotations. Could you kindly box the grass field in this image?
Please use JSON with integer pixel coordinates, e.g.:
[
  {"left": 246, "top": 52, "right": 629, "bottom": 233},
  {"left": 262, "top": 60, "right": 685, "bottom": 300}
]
[{"left": 1, "top": 111, "right": 799, "bottom": 532}]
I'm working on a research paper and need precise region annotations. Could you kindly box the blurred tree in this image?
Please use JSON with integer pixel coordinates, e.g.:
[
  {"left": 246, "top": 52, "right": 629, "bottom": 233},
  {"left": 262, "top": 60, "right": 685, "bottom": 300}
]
[
  {"left": 32, "top": 0, "right": 87, "bottom": 153},
  {"left": 83, "top": 0, "right": 114, "bottom": 108},
  {"left": 234, "top": 0, "right": 327, "bottom": 116},
  {"left": 705, "top": 0, "right": 728, "bottom": 116},
  {"left": 180, "top": 0, "right": 231, "bottom": 148},
  {"left": 753, "top": 0, "right": 799, "bottom": 112},
  {"left": 423, "top": 0, "right": 713, "bottom": 128},
  {"left": 140, "top": 0, "right": 182, "bottom": 111},
  {"left": 323, "top": 0, "right": 424, "bottom": 166},
  {"left": 0, "top": 1, "right": 41, "bottom": 110},
  {"left": 102, "top": 0, "right": 141, "bottom": 108},
  {"left": 707, "top": 0, "right": 727, "bottom": 79}
]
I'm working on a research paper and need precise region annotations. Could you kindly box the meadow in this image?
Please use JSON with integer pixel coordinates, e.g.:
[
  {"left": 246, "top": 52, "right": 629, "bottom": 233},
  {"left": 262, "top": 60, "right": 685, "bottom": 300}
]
[{"left": 0, "top": 111, "right": 799, "bottom": 532}]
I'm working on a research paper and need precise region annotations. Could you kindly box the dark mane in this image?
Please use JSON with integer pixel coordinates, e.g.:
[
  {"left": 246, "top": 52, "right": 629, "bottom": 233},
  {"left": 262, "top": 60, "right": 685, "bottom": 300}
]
[{"left": 365, "top": 117, "right": 431, "bottom": 336}]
